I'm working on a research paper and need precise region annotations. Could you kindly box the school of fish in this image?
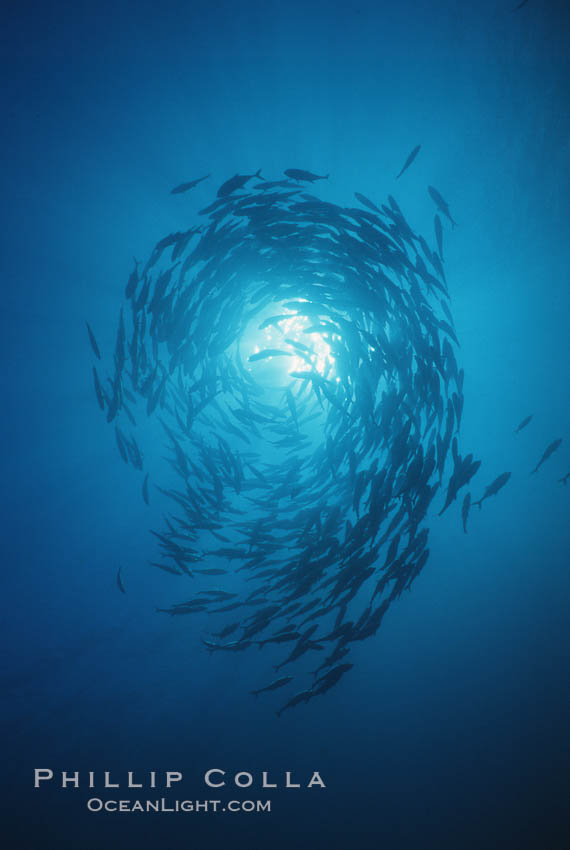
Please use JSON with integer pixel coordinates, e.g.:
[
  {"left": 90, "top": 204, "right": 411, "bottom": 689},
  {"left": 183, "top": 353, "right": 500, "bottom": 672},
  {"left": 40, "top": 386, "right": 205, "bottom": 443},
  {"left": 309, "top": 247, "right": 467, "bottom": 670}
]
[{"left": 88, "top": 163, "right": 565, "bottom": 715}]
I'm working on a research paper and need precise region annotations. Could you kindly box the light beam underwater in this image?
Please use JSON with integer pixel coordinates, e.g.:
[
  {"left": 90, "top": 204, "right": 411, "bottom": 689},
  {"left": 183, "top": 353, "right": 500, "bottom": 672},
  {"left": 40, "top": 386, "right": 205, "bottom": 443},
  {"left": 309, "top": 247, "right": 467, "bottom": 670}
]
[{"left": 241, "top": 304, "right": 338, "bottom": 387}]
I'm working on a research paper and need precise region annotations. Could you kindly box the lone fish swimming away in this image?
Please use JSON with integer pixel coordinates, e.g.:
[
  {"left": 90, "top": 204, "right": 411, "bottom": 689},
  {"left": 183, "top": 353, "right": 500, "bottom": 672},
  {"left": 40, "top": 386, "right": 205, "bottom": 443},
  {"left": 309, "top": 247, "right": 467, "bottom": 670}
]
[
  {"left": 531, "top": 439, "right": 562, "bottom": 475},
  {"left": 395, "top": 144, "right": 421, "bottom": 179},
  {"left": 170, "top": 174, "right": 210, "bottom": 194},
  {"left": 473, "top": 472, "right": 511, "bottom": 509},
  {"left": 515, "top": 414, "right": 533, "bottom": 434}
]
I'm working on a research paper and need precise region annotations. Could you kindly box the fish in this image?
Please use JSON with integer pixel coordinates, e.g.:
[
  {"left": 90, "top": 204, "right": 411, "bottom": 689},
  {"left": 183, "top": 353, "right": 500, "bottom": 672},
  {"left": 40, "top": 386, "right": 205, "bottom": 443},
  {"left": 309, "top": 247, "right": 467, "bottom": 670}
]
[
  {"left": 248, "top": 349, "right": 293, "bottom": 362},
  {"left": 258, "top": 315, "right": 290, "bottom": 330},
  {"left": 170, "top": 174, "right": 210, "bottom": 194},
  {"left": 395, "top": 144, "right": 421, "bottom": 179},
  {"left": 92, "top": 367, "right": 106, "bottom": 410},
  {"left": 218, "top": 170, "right": 263, "bottom": 197},
  {"left": 116, "top": 567, "right": 126, "bottom": 593},
  {"left": 115, "top": 426, "right": 129, "bottom": 464},
  {"left": 125, "top": 259, "right": 139, "bottom": 299},
  {"left": 312, "top": 663, "right": 353, "bottom": 695},
  {"left": 276, "top": 690, "right": 313, "bottom": 717},
  {"left": 250, "top": 676, "right": 293, "bottom": 697},
  {"left": 514, "top": 414, "right": 533, "bottom": 434},
  {"left": 212, "top": 622, "right": 239, "bottom": 638},
  {"left": 531, "top": 439, "right": 562, "bottom": 475},
  {"left": 354, "top": 192, "right": 381, "bottom": 213},
  {"left": 149, "top": 561, "right": 184, "bottom": 576},
  {"left": 142, "top": 473, "right": 150, "bottom": 505},
  {"left": 461, "top": 492, "right": 471, "bottom": 533},
  {"left": 428, "top": 186, "right": 457, "bottom": 227},
  {"left": 86, "top": 322, "right": 101, "bottom": 359},
  {"left": 434, "top": 214, "right": 444, "bottom": 261},
  {"left": 284, "top": 169, "right": 329, "bottom": 182},
  {"left": 473, "top": 472, "right": 511, "bottom": 509},
  {"left": 91, "top": 167, "right": 481, "bottom": 712}
]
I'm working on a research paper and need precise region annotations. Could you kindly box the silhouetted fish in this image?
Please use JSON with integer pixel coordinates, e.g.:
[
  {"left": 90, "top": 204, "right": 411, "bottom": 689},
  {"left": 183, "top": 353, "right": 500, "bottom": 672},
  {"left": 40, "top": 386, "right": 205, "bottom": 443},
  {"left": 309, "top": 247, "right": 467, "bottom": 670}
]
[
  {"left": 284, "top": 169, "right": 328, "bottom": 182},
  {"left": 218, "top": 170, "right": 263, "bottom": 197},
  {"left": 514, "top": 414, "right": 533, "bottom": 434},
  {"left": 531, "top": 439, "right": 562, "bottom": 475},
  {"left": 461, "top": 492, "right": 471, "bottom": 533},
  {"left": 250, "top": 676, "right": 293, "bottom": 697},
  {"left": 142, "top": 473, "right": 150, "bottom": 505},
  {"left": 434, "top": 214, "right": 444, "bottom": 260},
  {"left": 354, "top": 192, "right": 381, "bottom": 213},
  {"left": 86, "top": 322, "right": 101, "bottom": 359},
  {"left": 428, "top": 186, "right": 457, "bottom": 227},
  {"left": 248, "top": 349, "right": 293, "bottom": 362},
  {"left": 170, "top": 174, "right": 210, "bottom": 194},
  {"left": 473, "top": 472, "right": 511, "bottom": 509},
  {"left": 395, "top": 144, "right": 421, "bottom": 179}
]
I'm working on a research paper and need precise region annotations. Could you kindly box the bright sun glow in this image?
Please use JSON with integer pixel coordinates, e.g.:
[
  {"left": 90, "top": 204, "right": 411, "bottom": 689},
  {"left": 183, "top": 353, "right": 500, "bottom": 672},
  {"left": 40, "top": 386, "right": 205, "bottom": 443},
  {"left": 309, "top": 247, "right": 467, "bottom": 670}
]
[{"left": 243, "top": 307, "right": 339, "bottom": 385}]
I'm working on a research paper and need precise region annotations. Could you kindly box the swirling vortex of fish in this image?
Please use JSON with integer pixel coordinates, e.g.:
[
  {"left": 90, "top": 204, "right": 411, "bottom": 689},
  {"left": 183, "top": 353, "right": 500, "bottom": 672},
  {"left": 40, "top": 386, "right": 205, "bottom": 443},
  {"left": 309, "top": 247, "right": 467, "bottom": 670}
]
[{"left": 92, "top": 172, "right": 480, "bottom": 716}]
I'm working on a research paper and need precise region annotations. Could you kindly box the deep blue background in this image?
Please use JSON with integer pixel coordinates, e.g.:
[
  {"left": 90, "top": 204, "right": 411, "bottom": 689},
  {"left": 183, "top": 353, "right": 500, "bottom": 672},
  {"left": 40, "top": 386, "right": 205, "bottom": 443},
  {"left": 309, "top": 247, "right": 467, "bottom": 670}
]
[{"left": 2, "top": 1, "right": 569, "bottom": 848}]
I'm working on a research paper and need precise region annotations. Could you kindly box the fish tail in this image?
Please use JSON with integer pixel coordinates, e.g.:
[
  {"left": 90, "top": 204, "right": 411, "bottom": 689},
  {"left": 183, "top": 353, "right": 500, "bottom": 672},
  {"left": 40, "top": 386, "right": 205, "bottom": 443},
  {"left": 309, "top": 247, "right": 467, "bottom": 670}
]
[{"left": 255, "top": 169, "right": 264, "bottom": 180}]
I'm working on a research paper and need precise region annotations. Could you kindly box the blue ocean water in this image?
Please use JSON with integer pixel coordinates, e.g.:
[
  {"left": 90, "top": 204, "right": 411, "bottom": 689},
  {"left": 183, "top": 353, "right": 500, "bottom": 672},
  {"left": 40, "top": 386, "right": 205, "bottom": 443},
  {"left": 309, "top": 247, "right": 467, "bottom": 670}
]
[{"left": 2, "top": 1, "right": 569, "bottom": 848}]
